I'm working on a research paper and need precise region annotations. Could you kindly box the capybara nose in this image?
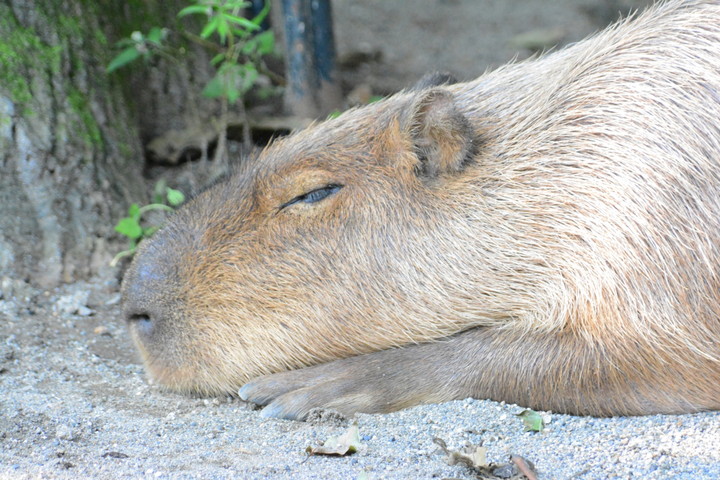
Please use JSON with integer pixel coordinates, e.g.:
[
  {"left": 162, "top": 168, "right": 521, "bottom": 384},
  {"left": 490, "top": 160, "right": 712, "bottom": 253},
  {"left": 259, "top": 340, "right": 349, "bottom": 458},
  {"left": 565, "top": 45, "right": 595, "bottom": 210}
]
[
  {"left": 122, "top": 271, "right": 158, "bottom": 338},
  {"left": 122, "top": 249, "right": 177, "bottom": 340}
]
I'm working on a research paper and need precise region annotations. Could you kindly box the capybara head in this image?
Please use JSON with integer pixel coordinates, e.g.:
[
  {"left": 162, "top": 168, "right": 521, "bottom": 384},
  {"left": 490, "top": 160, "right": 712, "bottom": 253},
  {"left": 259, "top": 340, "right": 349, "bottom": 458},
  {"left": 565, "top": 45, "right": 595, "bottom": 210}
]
[
  {"left": 121, "top": 87, "right": 497, "bottom": 394},
  {"left": 123, "top": 0, "right": 720, "bottom": 415}
]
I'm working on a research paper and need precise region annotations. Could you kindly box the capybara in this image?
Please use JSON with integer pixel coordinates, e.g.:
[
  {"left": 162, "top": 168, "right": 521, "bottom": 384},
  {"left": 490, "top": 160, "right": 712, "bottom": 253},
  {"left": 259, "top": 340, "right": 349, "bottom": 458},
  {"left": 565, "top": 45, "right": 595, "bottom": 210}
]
[{"left": 122, "top": 0, "right": 720, "bottom": 420}]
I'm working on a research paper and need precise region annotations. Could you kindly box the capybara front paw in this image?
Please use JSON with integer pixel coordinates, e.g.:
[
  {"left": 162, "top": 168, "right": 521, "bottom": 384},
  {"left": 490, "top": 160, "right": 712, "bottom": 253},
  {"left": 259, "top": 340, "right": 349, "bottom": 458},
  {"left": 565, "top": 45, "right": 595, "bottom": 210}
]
[
  {"left": 239, "top": 351, "right": 425, "bottom": 420},
  {"left": 237, "top": 372, "right": 306, "bottom": 409},
  {"left": 238, "top": 369, "right": 327, "bottom": 420},
  {"left": 238, "top": 366, "right": 372, "bottom": 421},
  {"left": 238, "top": 342, "right": 463, "bottom": 420},
  {"left": 254, "top": 386, "right": 338, "bottom": 421}
]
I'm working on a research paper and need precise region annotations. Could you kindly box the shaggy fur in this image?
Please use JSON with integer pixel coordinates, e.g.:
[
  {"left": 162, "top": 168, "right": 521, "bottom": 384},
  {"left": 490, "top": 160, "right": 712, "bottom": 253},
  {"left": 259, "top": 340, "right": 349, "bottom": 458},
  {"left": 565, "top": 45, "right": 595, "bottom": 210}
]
[{"left": 123, "top": 0, "right": 720, "bottom": 419}]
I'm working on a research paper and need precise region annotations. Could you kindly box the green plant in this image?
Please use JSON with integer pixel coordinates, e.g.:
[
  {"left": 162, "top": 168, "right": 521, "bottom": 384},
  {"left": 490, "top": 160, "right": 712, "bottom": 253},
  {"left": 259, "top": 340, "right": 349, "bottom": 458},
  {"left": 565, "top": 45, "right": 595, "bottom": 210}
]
[
  {"left": 107, "top": 2, "right": 276, "bottom": 264},
  {"left": 110, "top": 181, "right": 185, "bottom": 266},
  {"left": 107, "top": 1, "right": 277, "bottom": 149},
  {"left": 179, "top": 1, "right": 274, "bottom": 105},
  {"left": 108, "top": 1, "right": 274, "bottom": 101}
]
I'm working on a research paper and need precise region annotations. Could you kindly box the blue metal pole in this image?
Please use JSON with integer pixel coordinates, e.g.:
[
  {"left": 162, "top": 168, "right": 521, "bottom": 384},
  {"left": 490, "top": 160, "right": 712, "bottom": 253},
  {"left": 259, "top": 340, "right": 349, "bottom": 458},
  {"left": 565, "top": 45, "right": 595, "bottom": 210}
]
[{"left": 281, "top": 0, "right": 340, "bottom": 117}]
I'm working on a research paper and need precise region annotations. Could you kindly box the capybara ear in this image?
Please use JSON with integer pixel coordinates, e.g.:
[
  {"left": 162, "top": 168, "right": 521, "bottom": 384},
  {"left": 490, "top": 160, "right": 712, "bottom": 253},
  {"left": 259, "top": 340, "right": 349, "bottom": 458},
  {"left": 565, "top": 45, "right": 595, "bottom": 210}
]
[
  {"left": 406, "top": 88, "right": 475, "bottom": 178},
  {"left": 410, "top": 72, "right": 458, "bottom": 91}
]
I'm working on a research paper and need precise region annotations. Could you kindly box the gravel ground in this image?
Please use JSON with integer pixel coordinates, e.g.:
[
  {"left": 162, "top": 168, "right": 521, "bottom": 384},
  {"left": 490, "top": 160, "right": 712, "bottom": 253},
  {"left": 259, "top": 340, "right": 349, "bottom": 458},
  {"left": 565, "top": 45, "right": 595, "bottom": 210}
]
[{"left": 4, "top": 1, "right": 720, "bottom": 479}]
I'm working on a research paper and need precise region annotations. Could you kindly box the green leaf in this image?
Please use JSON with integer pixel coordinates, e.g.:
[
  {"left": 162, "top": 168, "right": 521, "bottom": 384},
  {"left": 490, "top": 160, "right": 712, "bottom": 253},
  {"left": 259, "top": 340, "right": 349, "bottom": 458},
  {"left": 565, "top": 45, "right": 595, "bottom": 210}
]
[
  {"left": 202, "top": 74, "right": 224, "bottom": 99},
  {"left": 251, "top": 0, "right": 271, "bottom": 26},
  {"left": 232, "top": 27, "right": 253, "bottom": 41},
  {"left": 215, "top": 17, "right": 230, "bottom": 43},
  {"left": 203, "top": 63, "right": 254, "bottom": 103},
  {"left": 201, "top": 16, "right": 221, "bottom": 39},
  {"left": 127, "top": 203, "right": 141, "bottom": 219},
  {"left": 255, "top": 31, "right": 274, "bottom": 55},
  {"left": 115, "top": 217, "right": 143, "bottom": 239},
  {"left": 223, "top": 64, "right": 244, "bottom": 103},
  {"left": 178, "top": 5, "right": 211, "bottom": 17},
  {"left": 210, "top": 53, "right": 225, "bottom": 65},
  {"left": 224, "top": 0, "right": 251, "bottom": 9},
  {"left": 238, "top": 64, "right": 258, "bottom": 96},
  {"left": 153, "top": 179, "right": 167, "bottom": 204},
  {"left": 516, "top": 409, "right": 545, "bottom": 432},
  {"left": 146, "top": 27, "right": 164, "bottom": 45},
  {"left": 166, "top": 188, "right": 185, "bottom": 206},
  {"left": 106, "top": 47, "right": 141, "bottom": 73},
  {"left": 226, "top": 87, "right": 241, "bottom": 104},
  {"left": 115, "top": 38, "right": 136, "bottom": 48},
  {"left": 223, "top": 13, "right": 260, "bottom": 31},
  {"left": 241, "top": 37, "right": 257, "bottom": 55}
]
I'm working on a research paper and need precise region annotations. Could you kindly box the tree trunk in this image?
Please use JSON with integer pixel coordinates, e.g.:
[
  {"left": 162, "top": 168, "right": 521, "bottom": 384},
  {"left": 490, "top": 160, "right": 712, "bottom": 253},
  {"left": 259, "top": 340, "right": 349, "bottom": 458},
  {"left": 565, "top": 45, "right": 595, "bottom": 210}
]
[{"left": 0, "top": 1, "right": 214, "bottom": 287}]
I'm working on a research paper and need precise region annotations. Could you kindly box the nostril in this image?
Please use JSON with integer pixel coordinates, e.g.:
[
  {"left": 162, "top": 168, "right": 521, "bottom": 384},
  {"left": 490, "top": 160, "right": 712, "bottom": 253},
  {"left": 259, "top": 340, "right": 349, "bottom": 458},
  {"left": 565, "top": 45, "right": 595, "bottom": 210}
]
[
  {"left": 122, "top": 250, "right": 176, "bottom": 341},
  {"left": 127, "top": 313, "right": 154, "bottom": 337}
]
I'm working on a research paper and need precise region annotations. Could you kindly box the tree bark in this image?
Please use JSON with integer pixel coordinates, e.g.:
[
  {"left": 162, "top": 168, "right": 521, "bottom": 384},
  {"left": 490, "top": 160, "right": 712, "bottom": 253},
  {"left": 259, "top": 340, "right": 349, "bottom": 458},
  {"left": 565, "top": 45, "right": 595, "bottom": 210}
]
[{"left": 0, "top": 1, "right": 215, "bottom": 287}]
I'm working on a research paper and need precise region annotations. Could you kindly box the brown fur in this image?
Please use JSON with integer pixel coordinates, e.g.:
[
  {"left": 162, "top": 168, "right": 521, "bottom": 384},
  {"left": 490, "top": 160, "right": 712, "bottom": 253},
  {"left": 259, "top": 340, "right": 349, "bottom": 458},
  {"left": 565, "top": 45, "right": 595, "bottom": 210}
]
[{"left": 123, "top": 0, "right": 720, "bottom": 419}]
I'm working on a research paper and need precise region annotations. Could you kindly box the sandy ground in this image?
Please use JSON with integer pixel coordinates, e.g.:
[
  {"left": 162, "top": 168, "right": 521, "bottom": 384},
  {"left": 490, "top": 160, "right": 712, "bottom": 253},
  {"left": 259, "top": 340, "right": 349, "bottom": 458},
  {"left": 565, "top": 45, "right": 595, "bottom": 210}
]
[{"left": 3, "top": 1, "right": 720, "bottom": 479}]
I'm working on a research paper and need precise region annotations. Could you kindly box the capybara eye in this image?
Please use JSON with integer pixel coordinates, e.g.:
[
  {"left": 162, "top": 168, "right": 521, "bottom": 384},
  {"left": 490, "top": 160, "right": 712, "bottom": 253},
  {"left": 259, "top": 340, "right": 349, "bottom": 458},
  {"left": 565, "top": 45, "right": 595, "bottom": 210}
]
[{"left": 280, "top": 184, "right": 343, "bottom": 210}]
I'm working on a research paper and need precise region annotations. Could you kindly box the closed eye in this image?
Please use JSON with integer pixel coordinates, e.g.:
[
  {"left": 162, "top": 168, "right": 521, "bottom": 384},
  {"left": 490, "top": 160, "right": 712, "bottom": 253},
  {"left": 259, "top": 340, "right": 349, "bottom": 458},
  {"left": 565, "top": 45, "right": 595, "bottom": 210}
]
[{"left": 279, "top": 184, "right": 343, "bottom": 210}]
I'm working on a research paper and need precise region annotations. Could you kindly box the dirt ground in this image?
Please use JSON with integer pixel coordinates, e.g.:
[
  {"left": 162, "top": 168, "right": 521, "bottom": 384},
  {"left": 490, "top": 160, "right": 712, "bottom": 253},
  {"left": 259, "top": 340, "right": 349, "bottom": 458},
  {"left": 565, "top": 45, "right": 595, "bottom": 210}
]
[
  {"left": 4, "top": 1, "right": 720, "bottom": 479},
  {"left": 332, "top": 0, "right": 651, "bottom": 93}
]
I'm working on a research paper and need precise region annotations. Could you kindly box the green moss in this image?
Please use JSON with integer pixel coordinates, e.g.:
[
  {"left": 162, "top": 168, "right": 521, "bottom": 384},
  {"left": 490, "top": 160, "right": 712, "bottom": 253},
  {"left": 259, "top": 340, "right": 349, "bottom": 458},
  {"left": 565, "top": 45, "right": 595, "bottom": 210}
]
[
  {"left": 0, "top": 6, "right": 60, "bottom": 113},
  {"left": 55, "top": 12, "right": 106, "bottom": 148},
  {"left": 0, "top": 6, "right": 108, "bottom": 147},
  {"left": 118, "top": 141, "right": 134, "bottom": 159},
  {"left": 94, "top": 28, "right": 109, "bottom": 49},
  {"left": 57, "top": 14, "right": 83, "bottom": 37},
  {"left": 68, "top": 86, "right": 103, "bottom": 148},
  {"left": 57, "top": 14, "right": 102, "bottom": 78}
]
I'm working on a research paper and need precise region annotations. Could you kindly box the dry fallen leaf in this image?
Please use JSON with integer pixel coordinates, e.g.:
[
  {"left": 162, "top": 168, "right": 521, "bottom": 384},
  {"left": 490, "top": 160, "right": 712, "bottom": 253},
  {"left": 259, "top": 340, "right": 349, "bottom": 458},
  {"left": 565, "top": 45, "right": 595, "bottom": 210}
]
[
  {"left": 433, "top": 437, "right": 539, "bottom": 479},
  {"left": 434, "top": 437, "right": 488, "bottom": 470},
  {"left": 306, "top": 422, "right": 362, "bottom": 456}
]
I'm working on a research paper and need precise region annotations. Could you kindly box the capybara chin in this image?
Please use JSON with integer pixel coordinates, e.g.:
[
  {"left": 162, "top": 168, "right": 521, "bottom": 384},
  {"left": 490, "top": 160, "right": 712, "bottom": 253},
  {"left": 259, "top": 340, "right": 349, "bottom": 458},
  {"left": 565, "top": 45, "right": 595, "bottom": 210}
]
[{"left": 122, "top": 0, "right": 720, "bottom": 420}]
